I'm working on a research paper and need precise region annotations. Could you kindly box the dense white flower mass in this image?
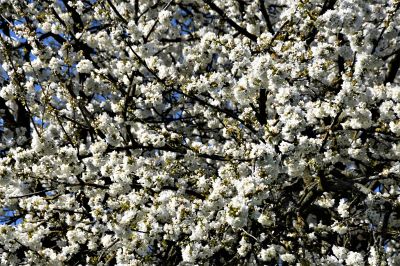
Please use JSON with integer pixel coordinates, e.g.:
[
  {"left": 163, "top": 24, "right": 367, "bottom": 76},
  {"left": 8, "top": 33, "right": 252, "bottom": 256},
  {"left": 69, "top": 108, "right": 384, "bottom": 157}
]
[
  {"left": 76, "top": 59, "right": 94, "bottom": 74},
  {"left": 1, "top": 0, "right": 400, "bottom": 265}
]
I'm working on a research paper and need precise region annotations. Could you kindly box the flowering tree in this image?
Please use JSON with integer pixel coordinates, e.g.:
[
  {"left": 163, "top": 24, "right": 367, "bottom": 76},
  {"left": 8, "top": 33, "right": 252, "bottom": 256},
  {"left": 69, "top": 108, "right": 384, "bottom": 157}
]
[{"left": 1, "top": 0, "right": 400, "bottom": 264}]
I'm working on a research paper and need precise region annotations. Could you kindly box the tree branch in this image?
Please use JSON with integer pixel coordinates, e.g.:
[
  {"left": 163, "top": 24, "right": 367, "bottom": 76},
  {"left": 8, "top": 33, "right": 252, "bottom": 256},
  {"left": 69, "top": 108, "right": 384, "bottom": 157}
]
[
  {"left": 385, "top": 50, "right": 400, "bottom": 84},
  {"left": 259, "top": 0, "right": 274, "bottom": 34},
  {"left": 203, "top": 0, "right": 258, "bottom": 42}
]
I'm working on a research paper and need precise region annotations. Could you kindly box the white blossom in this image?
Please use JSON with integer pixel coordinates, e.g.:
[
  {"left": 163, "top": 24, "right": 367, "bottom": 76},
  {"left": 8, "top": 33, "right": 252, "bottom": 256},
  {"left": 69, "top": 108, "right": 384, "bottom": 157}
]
[
  {"left": 280, "top": 253, "right": 296, "bottom": 264},
  {"left": 76, "top": 59, "right": 94, "bottom": 74},
  {"left": 345, "top": 251, "right": 364, "bottom": 266},
  {"left": 0, "top": 0, "right": 399, "bottom": 265},
  {"left": 338, "top": 199, "right": 350, "bottom": 218}
]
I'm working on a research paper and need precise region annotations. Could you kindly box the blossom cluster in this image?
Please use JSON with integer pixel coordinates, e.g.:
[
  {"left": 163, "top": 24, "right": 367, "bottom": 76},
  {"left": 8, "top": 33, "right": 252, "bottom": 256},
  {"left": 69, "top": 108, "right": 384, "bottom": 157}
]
[{"left": 0, "top": 0, "right": 400, "bottom": 265}]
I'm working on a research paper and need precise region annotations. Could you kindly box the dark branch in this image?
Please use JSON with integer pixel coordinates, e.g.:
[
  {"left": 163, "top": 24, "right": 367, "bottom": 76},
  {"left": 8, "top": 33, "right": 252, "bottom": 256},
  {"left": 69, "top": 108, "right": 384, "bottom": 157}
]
[
  {"left": 385, "top": 50, "right": 400, "bottom": 84},
  {"left": 259, "top": 0, "right": 274, "bottom": 34},
  {"left": 204, "top": 0, "right": 258, "bottom": 42}
]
